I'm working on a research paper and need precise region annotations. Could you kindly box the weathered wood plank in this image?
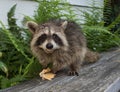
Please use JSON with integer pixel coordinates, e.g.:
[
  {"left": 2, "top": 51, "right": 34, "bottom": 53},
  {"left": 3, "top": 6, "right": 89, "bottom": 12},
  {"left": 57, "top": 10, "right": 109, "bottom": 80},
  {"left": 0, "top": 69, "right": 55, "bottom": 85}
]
[
  {"left": 1, "top": 48, "right": 120, "bottom": 92},
  {"left": 105, "top": 78, "right": 120, "bottom": 92}
]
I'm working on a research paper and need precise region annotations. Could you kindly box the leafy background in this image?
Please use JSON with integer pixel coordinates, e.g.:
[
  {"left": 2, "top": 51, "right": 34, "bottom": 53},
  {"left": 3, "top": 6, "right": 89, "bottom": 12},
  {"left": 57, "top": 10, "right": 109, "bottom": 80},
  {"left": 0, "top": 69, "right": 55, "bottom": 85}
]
[{"left": 0, "top": 0, "right": 120, "bottom": 89}]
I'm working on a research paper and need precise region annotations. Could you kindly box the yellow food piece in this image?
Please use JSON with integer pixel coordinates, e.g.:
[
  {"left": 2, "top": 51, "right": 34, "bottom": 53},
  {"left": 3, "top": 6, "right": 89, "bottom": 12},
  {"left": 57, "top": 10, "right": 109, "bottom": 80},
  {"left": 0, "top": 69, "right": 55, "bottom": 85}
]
[
  {"left": 39, "top": 68, "right": 56, "bottom": 80},
  {"left": 41, "top": 73, "right": 56, "bottom": 80},
  {"left": 40, "top": 68, "right": 51, "bottom": 74}
]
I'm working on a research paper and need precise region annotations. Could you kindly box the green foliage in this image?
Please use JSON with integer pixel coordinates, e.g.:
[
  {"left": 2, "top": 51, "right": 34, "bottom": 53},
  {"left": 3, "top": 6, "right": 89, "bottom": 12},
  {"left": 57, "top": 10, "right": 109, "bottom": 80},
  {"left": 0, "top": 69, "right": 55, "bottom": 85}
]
[
  {"left": 7, "top": 4, "right": 18, "bottom": 31},
  {"left": 0, "top": 61, "right": 8, "bottom": 77},
  {"left": 25, "top": 0, "right": 76, "bottom": 23},
  {"left": 107, "top": 14, "right": 120, "bottom": 32},
  {"left": 1, "top": 75, "right": 25, "bottom": 89},
  {"left": 0, "top": 4, "right": 41, "bottom": 89},
  {"left": 0, "top": 0, "right": 120, "bottom": 90},
  {"left": 103, "top": 0, "right": 120, "bottom": 32},
  {"left": 79, "top": 1, "right": 120, "bottom": 52},
  {"left": 23, "top": 58, "right": 42, "bottom": 78},
  {"left": 80, "top": 6, "right": 104, "bottom": 26},
  {"left": 103, "top": 0, "right": 113, "bottom": 26},
  {"left": 83, "top": 25, "right": 120, "bottom": 51}
]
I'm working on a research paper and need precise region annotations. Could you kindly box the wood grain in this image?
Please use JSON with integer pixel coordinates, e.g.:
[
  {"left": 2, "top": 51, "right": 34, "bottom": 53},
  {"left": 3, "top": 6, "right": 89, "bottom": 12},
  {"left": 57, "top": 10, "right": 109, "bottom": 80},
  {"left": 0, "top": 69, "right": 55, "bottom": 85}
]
[{"left": 1, "top": 48, "right": 120, "bottom": 92}]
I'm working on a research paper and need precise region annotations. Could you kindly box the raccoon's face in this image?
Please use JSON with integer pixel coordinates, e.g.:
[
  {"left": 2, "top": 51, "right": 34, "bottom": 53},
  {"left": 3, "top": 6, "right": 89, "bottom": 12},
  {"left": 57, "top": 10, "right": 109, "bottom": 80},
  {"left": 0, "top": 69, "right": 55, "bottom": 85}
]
[{"left": 27, "top": 21, "right": 68, "bottom": 54}]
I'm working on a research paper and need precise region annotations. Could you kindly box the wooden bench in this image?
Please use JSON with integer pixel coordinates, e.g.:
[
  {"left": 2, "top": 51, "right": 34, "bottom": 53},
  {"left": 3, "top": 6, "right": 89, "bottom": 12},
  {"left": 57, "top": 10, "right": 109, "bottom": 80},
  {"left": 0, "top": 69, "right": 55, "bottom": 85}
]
[{"left": 1, "top": 48, "right": 120, "bottom": 92}]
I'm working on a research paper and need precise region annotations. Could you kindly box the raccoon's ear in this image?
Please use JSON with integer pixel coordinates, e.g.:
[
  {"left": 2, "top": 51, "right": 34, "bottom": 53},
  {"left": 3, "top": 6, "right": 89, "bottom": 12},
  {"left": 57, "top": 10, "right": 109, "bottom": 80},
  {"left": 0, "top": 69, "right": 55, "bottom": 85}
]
[
  {"left": 61, "top": 21, "right": 68, "bottom": 30},
  {"left": 26, "top": 21, "right": 38, "bottom": 34}
]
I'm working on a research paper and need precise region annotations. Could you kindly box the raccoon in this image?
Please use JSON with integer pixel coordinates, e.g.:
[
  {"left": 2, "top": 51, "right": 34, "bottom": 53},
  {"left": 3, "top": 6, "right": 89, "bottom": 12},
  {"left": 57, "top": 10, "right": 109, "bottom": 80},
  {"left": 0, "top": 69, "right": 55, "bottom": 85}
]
[{"left": 27, "top": 19, "right": 99, "bottom": 76}]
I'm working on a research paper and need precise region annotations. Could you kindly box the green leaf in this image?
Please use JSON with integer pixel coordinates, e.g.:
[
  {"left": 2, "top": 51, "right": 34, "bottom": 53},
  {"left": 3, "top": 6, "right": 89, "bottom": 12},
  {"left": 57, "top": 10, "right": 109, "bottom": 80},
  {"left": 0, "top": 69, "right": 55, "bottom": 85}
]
[
  {"left": 0, "top": 61, "right": 8, "bottom": 77},
  {"left": 7, "top": 4, "right": 17, "bottom": 18},
  {"left": 0, "top": 52, "right": 2, "bottom": 57}
]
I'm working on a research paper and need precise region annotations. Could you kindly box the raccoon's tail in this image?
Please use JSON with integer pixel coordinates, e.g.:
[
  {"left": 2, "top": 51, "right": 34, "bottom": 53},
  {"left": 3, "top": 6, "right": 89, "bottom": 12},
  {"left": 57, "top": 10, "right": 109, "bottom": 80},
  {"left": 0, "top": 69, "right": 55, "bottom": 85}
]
[{"left": 83, "top": 49, "right": 100, "bottom": 64}]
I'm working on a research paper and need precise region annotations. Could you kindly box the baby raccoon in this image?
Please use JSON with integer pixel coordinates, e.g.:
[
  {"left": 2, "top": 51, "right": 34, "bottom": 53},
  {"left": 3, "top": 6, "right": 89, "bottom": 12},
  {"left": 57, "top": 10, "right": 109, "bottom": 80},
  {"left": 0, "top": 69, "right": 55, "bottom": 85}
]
[{"left": 27, "top": 19, "right": 99, "bottom": 76}]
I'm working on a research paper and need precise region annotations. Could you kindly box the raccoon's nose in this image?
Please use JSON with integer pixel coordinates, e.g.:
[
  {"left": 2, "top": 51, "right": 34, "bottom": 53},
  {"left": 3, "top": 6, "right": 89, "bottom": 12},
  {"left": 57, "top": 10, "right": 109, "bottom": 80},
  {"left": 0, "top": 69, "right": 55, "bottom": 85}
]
[{"left": 46, "top": 43, "right": 53, "bottom": 49}]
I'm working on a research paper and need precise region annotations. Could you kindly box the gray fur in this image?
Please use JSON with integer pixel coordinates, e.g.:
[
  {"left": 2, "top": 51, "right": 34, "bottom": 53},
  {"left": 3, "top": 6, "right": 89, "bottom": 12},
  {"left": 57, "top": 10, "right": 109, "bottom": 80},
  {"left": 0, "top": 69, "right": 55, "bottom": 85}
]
[{"left": 27, "top": 19, "right": 99, "bottom": 75}]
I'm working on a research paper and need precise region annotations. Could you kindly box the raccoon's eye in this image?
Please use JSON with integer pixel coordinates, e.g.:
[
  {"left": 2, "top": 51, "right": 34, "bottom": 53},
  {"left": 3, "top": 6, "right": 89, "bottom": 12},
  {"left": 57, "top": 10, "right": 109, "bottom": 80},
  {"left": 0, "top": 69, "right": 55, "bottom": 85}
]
[
  {"left": 52, "top": 34, "right": 63, "bottom": 46},
  {"left": 52, "top": 34, "right": 58, "bottom": 39},
  {"left": 35, "top": 34, "right": 47, "bottom": 46}
]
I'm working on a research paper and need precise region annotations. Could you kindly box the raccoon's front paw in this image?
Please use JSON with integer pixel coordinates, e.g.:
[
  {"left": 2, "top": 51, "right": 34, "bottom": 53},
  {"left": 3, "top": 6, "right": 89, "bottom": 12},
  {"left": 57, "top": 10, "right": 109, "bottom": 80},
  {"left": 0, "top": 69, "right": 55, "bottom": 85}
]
[{"left": 68, "top": 71, "right": 79, "bottom": 76}]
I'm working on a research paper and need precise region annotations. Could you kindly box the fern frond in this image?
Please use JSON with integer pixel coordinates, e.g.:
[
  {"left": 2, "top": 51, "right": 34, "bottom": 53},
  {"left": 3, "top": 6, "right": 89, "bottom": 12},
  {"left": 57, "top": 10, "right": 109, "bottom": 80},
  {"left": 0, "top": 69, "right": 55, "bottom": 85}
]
[
  {"left": 83, "top": 25, "right": 111, "bottom": 34},
  {"left": 26, "top": 0, "right": 76, "bottom": 23},
  {"left": 23, "top": 57, "right": 42, "bottom": 78},
  {"left": 108, "top": 14, "right": 120, "bottom": 30},
  {"left": 7, "top": 4, "right": 18, "bottom": 31},
  {"left": 0, "top": 61, "right": 8, "bottom": 77},
  {"left": 0, "top": 21, "right": 31, "bottom": 62},
  {"left": 103, "top": 0, "right": 113, "bottom": 26}
]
